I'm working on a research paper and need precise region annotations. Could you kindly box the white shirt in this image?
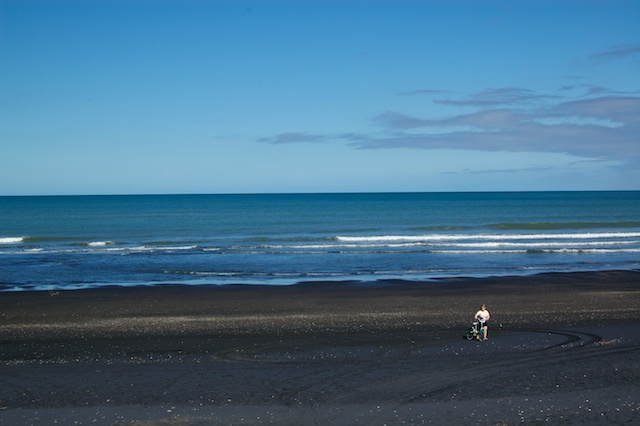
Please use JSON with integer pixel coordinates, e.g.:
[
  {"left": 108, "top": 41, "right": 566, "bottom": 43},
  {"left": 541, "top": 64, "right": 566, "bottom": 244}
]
[{"left": 475, "top": 309, "right": 490, "bottom": 323}]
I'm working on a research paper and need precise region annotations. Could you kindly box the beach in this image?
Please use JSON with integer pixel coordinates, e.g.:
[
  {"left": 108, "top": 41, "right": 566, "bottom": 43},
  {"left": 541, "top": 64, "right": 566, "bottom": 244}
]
[{"left": 1, "top": 270, "right": 639, "bottom": 425}]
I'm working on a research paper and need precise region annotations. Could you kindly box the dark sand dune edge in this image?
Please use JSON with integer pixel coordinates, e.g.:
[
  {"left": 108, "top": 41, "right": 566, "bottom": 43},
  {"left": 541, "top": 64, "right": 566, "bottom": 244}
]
[{"left": 1, "top": 270, "right": 639, "bottom": 425}]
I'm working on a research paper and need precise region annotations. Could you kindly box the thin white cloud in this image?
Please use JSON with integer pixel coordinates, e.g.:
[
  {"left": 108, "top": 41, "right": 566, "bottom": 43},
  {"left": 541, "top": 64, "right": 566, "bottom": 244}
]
[
  {"left": 443, "top": 165, "right": 555, "bottom": 175},
  {"left": 549, "top": 96, "right": 640, "bottom": 123},
  {"left": 353, "top": 95, "right": 640, "bottom": 160},
  {"left": 375, "top": 109, "right": 525, "bottom": 131},
  {"left": 258, "top": 132, "right": 325, "bottom": 144},
  {"left": 590, "top": 44, "right": 640, "bottom": 60},
  {"left": 434, "top": 87, "right": 559, "bottom": 107},
  {"left": 582, "top": 85, "right": 612, "bottom": 96},
  {"left": 259, "top": 88, "right": 640, "bottom": 162},
  {"left": 396, "top": 89, "right": 453, "bottom": 96}
]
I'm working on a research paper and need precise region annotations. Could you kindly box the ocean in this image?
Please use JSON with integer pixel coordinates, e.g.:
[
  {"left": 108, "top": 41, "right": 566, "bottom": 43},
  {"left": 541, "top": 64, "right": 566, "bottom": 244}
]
[{"left": 1, "top": 191, "right": 639, "bottom": 291}]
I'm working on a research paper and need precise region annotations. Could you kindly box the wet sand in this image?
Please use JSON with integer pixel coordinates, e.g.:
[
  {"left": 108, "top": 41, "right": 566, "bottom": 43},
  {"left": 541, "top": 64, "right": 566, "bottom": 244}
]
[{"left": 1, "top": 270, "right": 639, "bottom": 425}]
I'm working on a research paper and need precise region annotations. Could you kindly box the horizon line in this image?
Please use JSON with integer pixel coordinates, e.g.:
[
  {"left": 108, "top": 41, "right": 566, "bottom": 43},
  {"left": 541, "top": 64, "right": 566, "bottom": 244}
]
[{"left": 2, "top": 189, "right": 639, "bottom": 198}]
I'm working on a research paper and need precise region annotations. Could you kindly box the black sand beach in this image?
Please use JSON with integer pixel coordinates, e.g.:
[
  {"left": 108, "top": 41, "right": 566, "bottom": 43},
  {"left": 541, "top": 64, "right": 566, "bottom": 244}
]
[{"left": 1, "top": 270, "right": 639, "bottom": 425}]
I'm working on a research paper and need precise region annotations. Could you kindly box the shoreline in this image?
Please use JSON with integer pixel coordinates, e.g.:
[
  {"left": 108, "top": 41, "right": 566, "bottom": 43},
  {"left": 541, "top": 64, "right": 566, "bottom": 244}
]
[
  {"left": 1, "top": 269, "right": 639, "bottom": 334},
  {"left": 1, "top": 269, "right": 639, "bottom": 424},
  {"left": 3, "top": 265, "right": 640, "bottom": 293}
]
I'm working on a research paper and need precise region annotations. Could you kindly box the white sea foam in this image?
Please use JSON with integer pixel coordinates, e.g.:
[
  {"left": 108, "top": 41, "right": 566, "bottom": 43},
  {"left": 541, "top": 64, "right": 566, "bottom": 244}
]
[
  {"left": 449, "top": 240, "right": 639, "bottom": 248},
  {"left": 164, "top": 246, "right": 198, "bottom": 250},
  {"left": 0, "top": 237, "right": 25, "bottom": 244},
  {"left": 437, "top": 248, "right": 640, "bottom": 255},
  {"left": 288, "top": 239, "right": 639, "bottom": 250},
  {"left": 336, "top": 232, "right": 640, "bottom": 243},
  {"left": 87, "top": 241, "right": 114, "bottom": 247},
  {"left": 129, "top": 245, "right": 199, "bottom": 252},
  {"left": 437, "top": 249, "right": 529, "bottom": 254}
]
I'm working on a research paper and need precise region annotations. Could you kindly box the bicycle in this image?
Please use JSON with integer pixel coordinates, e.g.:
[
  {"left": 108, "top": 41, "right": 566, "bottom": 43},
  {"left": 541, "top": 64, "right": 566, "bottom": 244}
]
[{"left": 465, "top": 319, "right": 485, "bottom": 341}]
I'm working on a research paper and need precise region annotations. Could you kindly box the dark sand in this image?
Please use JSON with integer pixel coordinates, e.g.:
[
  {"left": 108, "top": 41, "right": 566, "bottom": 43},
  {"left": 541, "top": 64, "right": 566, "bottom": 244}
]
[{"left": 1, "top": 270, "right": 639, "bottom": 425}]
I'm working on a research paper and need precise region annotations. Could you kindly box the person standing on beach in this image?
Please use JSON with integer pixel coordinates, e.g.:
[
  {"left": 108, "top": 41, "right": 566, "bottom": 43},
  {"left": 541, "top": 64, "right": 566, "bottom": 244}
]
[{"left": 474, "top": 304, "right": 490, "bottom": 340}]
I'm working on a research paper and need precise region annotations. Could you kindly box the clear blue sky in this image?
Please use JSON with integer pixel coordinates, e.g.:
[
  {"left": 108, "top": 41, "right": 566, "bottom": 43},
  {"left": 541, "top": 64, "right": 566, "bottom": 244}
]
[{"left": 1, "top": 0, "right": 639, "bottom": 195}]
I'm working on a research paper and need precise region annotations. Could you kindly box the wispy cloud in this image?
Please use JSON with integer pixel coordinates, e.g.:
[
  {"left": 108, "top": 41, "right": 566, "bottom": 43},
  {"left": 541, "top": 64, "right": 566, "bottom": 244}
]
[
  {"left": 434, "top": 87, "right": 559, "bottom": 107},
  {"left": 549, "top": 96, "right": 640, "bottom": 123},
  {"left": 373, "top": 111, "right": 434, "bottom": 130},
  {"left": 353, "top": 94, "right": 640, "bottom": 160},
  {"left": 259, "top": 87, "right": 640, "bottom": 162},
  {"left": 590, "top": 44, "right": 640, "bottom": 60},
  {"left": 375, "top": 109, "right": 524, "bottom": 131},
  {"left": 443, "top": 165, "right": 556, "bottom": 175},
  {"left": 582, "top": 85, "right": 612, "bottom": 96},
  {"left": 258, "top": 132, "right": 325, "bottom": 144},
  {"left": 396, "top": 89, "right": 453, "bottom": 96}
]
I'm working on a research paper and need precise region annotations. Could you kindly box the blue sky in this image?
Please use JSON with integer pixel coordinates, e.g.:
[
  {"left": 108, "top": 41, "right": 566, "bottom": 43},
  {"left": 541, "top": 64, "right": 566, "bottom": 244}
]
[{"left": 1, "top": 0, "right": 639, "bottom": 195}]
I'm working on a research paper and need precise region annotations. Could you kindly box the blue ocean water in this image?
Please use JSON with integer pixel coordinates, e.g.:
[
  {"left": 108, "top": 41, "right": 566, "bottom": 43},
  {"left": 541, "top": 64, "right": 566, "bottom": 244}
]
[{"left": 1, "top": 192, "right": 639, "bottom": 291}]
